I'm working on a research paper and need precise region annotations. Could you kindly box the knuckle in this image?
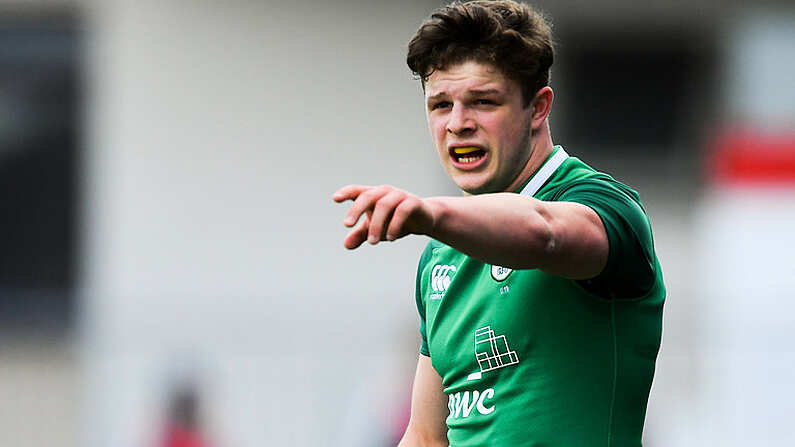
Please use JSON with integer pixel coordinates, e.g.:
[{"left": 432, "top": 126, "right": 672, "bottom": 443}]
[
  {"left": 386, "top": 190, "right": 404, "bottom": 204},
  {"left": 357, "top": 190, "right": 380, "bottom": 205},
  {"left": 375, "top": 191, "right": 400, "bottom": 209},
  {"left": 369, "top": 186, "right": 389, "bottom": 199},
  {"left": 393, "top": 204, "right": 409, "bottom": 221},
  {"left": 392, "top": 201, "right": 407, "bottom": 215},
  {"left": 398, "top": 198, "right": 416, "bottom": 212}
]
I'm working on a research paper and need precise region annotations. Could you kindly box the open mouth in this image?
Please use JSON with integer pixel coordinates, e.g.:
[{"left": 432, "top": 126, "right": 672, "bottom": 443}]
[{"left": 450, "top": 146, "right": 487, "bottom": 164}]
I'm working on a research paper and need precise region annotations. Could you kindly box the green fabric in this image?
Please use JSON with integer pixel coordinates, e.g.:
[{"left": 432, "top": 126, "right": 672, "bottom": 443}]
[{"left": 413, "top": 149, "right": 665, "bottom": 446}]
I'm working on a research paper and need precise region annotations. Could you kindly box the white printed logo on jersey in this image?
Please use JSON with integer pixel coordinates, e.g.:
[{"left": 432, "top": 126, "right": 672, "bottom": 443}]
[
  {"left": 466, "top": 326, "right": 519, "bottom": 381},
  {"left": 447, "top": 326, "right": 518, "bottom": 420},
  {"left": 447, "top": 388, "right": 495, "bottom": 420},
  {"left": 491, "top": 265, "right": 513, "bottom": 281},
  {"left": 430, "top": 264, "right": 457, "bottom": 300}
]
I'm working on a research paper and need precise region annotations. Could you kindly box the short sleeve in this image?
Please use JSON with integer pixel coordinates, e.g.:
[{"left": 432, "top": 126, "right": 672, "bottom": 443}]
[
  {"left": 558, "top": 179, "right": 657, "bottom": 299},
  {"left": 415, "top": 244, "right": 434, "bottom": 356}
]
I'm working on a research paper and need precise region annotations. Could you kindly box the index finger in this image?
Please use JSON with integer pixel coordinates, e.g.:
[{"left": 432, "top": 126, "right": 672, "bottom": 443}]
[{"left": 333, "top": 184, "right": 372, "bottom": 203}]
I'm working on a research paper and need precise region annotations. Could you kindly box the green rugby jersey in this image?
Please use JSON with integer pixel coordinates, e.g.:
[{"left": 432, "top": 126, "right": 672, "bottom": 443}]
[{"left": 415, "top": 147, "right": 665, "bottom": 446}]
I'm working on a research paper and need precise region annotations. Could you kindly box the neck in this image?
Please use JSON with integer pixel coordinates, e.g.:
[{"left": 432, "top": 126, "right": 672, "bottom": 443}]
[{"left": 504, "top": 121, "right": 555, "bottom": 192}]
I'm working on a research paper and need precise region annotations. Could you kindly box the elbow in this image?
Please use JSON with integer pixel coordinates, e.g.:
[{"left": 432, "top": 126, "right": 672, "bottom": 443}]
[
  {"left": 542, "top": 224, "right": 558, "bottom": 255},
  {"left": 529, "top": 209, "right": 557, "bottom": 257}
]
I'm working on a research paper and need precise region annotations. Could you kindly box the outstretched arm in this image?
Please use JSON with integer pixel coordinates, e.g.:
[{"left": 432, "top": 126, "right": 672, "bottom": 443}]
[{"left": 333, "top": 184, "right": 608, "bottom": 280}]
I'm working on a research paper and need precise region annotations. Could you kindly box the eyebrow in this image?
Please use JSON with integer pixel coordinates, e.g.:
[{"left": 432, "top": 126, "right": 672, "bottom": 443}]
[
  {"left": 468, "top": 88, "right": 502, "bottom": 96},
  {"left": 426, "top": 88, "right": 503, "bottom": 102}
]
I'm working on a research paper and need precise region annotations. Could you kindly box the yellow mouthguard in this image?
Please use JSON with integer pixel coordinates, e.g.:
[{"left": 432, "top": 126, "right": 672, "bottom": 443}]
[{"left": 453, "top": 147, "right": 480, "bottom": 154}]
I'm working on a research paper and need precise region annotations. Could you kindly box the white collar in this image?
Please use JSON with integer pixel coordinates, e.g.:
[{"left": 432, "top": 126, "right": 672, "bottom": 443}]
[{"left": 518, "top": 148, "right": 569, "bottom": 197}]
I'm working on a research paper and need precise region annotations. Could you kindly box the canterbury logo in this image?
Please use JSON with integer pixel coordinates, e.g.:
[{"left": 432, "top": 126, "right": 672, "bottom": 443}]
[{"left": 430, "top": 264, "right": 457, "bottom": 299}]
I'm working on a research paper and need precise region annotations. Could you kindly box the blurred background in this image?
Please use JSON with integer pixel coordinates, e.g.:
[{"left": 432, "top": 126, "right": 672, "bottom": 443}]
[{"left": 0, "top": 0, "right": 793, "bottom": 445}]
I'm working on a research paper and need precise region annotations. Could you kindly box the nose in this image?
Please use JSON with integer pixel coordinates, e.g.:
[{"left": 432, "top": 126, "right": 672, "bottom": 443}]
[{"left": 446, "top": 103, "right": 476, "bottom": 135}]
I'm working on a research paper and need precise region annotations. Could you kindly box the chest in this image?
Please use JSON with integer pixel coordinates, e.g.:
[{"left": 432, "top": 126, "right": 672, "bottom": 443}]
[{"left": 421, "top": 248, "right": 573, "bottom": 387}]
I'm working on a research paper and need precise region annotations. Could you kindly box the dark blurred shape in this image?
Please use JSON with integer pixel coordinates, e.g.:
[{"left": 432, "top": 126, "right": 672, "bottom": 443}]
[
  {"left": 0, "top": 19, "right": 79, "bottom": 334},
  {"left": 556, "top": 26, "right": 716, "bottom": 155},
  {"left": 159, "top": 385, "right": 210, "bottom": 447}
]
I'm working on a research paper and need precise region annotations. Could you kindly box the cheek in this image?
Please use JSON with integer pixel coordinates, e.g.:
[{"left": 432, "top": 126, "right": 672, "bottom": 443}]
[
  {"left": 477, "top": 113, "right": 500, "bottom": 130},
  {"left": 493, "top": 114, "right": 528, "bottom": 147},
  {"left": 430, "top": 117, "right": 445, "bottom": 136},
  {"left": 479, "top": 112, "right": 513, "bottom": 140},
  {"left": 428, "top": 118, "right": 447, "bottom": 151}
]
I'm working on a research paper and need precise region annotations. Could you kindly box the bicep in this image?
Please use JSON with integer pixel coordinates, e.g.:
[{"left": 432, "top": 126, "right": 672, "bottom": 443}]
[
  {"left": 537, "top": 201, "right": 609, "bottom": 280},
  {"left": 399, "top": 355, "right": 448, "bottom": 447}
]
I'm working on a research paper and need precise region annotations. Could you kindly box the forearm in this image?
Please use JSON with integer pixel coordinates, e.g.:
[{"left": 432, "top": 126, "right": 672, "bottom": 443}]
[{"left": 425, "top": 193, "right": 554, "bottom": 269}]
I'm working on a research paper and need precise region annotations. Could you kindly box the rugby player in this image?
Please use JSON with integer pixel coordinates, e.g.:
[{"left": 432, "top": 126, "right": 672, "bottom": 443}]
[{"left": 334, "top": 1, "right": 664, "bottom": 445}]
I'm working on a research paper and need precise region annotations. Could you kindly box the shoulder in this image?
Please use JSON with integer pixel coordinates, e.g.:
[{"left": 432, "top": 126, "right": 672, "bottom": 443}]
[
  {"left": 556, "top": 174, "right": 650, "bottom": 244},
  {"left": 557, "top": 157, "right": 636, "bottom": 195},
  {"left": 535, "top": 156, "right": 619, "bottom": 200},
  {"left": 546, "top": 157, "right": 646, "bottom": 217},
  {"left": 547, "top": 156, "right": 659, "bottom": 298}
]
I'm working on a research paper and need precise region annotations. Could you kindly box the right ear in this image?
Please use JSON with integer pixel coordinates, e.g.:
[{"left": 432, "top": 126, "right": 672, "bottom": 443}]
[{"left": 529, "top": 86, "right": 554, "bottom": 131}]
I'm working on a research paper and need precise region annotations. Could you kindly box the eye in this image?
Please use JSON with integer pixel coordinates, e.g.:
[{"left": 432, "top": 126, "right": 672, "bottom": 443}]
[
  {"left": 431, "top": 101, "right": 452, "bottom": 111},
  {"left": 476, "top": 98, "right": 496, "bottom": 106}
]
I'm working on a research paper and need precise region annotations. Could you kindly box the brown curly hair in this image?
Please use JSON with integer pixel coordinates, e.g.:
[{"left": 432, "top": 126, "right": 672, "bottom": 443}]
[{"left": 407, "top": 0, "right": 554, "bottom": 107}]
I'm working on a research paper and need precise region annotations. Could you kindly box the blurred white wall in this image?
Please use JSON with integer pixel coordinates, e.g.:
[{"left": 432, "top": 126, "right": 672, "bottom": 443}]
[
  {"left": 81, "top": 1, "right": 445, "bottom": 446},
  {"left": 726, "top": 9, "right": 795, "bottom": 128},
  {"left": 693, "top": 189, "right": 795, "bottom": 445},
  {"left": 644, "top": 9, "right": 795, "bottom": 446}
]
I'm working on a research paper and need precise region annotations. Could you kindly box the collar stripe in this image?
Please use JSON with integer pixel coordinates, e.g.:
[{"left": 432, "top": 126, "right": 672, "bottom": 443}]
[{"left": 518, "top": 148, "right": 569, "bottom": 197}]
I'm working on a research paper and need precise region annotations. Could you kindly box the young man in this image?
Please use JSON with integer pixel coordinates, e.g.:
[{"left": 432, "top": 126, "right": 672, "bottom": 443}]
[{"left": 334, "top": 1, "right": 664, "bottom": 445}]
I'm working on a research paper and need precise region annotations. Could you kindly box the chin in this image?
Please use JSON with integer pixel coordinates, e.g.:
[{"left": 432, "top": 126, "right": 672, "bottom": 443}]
[
  {"left": 444, "top": 163, "right": 500, "bottom": 194},
  {"left": 452, "top": 176, "right": 495, "bottom": 195}
]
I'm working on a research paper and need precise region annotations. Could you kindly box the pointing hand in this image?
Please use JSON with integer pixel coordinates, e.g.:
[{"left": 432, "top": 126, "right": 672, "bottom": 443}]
[{"left": 333, "top": 184, "right": 436, "bottom": 249}]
